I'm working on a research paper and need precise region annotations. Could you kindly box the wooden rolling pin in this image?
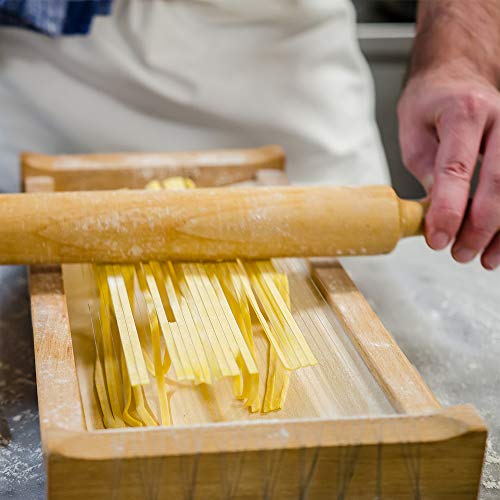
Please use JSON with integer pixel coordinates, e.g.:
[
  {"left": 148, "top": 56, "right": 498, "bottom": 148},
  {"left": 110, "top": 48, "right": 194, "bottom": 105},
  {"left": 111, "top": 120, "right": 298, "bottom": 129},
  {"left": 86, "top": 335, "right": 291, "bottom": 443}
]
[{"left": 0, "top": 185, "right": 425, "bottom": 264}]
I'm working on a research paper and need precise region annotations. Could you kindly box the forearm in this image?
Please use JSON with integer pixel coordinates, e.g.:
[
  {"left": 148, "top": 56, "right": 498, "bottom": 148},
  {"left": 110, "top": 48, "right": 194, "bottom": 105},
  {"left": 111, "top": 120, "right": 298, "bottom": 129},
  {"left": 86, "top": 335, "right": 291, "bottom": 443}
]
[{"left": 410, "top": 0, "right": 500, "bottom": 84}]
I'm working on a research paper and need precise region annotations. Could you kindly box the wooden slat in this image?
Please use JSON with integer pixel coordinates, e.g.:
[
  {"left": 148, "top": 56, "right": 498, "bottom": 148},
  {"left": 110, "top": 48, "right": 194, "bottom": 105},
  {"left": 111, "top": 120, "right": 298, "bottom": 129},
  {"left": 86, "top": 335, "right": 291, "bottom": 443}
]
[
  {"left": 311, "top": 259, "right": 441, "bottom": 414},
  {"left": 26, "top": 176, "right": 86, "bottom": 442},
  {"left": 45, "top": 405, "right": 486, "bottom": 500},
  {"left": 21, "top": 145, "right": 285, "bottom": 191},
  {"left": 30, "top": 267, "right": 86, "bottom": 438},
  {"left": 47, "top": 404, "right": 484, "bottom": 459}
]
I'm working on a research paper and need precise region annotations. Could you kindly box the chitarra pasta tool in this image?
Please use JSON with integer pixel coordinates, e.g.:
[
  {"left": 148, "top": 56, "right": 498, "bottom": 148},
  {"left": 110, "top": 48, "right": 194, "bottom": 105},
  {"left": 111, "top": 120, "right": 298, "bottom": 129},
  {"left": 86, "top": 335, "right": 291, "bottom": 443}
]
[{"left": 10, "top": 146, "right": 486, "bottom": 499}]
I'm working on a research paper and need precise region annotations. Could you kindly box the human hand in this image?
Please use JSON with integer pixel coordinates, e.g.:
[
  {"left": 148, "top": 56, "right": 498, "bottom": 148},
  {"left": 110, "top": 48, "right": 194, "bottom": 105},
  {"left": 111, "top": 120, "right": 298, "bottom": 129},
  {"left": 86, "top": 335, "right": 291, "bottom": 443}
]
[{"left": 398, "top": 65, "right": 500, "bottom": 270}]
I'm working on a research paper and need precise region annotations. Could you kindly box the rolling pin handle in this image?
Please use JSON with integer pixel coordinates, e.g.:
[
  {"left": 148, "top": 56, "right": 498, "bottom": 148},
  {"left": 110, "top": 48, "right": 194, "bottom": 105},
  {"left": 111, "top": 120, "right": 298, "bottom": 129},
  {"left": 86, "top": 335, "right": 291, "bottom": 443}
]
[{"left": 398, "top": 198, "right": 428, "bottom": 238}]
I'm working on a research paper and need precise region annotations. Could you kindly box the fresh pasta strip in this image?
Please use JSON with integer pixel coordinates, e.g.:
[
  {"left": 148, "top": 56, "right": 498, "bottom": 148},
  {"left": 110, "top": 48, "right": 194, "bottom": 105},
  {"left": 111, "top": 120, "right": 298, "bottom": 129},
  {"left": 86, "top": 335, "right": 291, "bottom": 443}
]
[
  {"left": 246, "top": 261, "right": 317, "bottom": 367},
  {"left": 94, "top": 266, "right": 126, "bottom": 426},
  {"left": 123, "top": 266, "right": 158, "bottom": 377},
  {"left": 105, "top": 265, "right": 149, "bottom": 386},
  {"left": 162, "top": 177, "right": 196, "bottom": 189},
  {"left": 94, "top": 357, "right": 118, "bottom": 428},
  {"left": 194, "top": 263, "right": 258, "bottom": 375},
  {"left": 177, "top": 263, "right": 240, "bottom": 378},
  {"left": 136, "top": 264, "right": 172, "bottom": 425},
  {"left": 88, "top": 289, "right": 122, "bottom": 428},
  {"left": 262, "top": 268, "right": 292, "bottom": 412},
  {"left": 135, "top": 328, "right": 156, "bottom": 376},
  {"left": 150, "top": 263, "right": 199, "bottom": 382},
  {"left": 164, "top": 262, "right": 212, "bottom": 371},
  {"left": 138, "top": 263, "right": 193, "bottom": 381},
  {"left": 225, "top": 261, "right": 296, "bottom": 370},
  {"left": 206, "top": 264, "right": 260, "bottom": 411},
  {"left": 263, "top": 349, "right": 291, "bottom": 412},
  {"left": 120, "top": 353, "right": 143, "bottom": 427},
  {"left": 215, "top": 263, "right": 260, "bottom": 412},
  {"left": 172, "top": 263, "right": 226, "bottom": 381},
  {"left": 235, "top": 261, "right": 301, "bottom": 370},
  {"left": 156, "top": 261, "right": 211, "bottom": 384},
  {"left": 132, "top": 386, "right": 158, "bottom": 426}
]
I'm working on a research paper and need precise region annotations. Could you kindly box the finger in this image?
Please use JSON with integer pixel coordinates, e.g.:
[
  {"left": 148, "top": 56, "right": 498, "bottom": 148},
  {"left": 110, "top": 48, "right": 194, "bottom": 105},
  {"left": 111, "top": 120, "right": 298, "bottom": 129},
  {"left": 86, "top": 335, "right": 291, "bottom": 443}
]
[
  {"left": 398, "top": 115, "right": 438, "bottom": 193},
  {"left": 425, "top": 107, "right": 486, "bottom": 250},
  {"left": 481, "top": 232, "right": 500, "bottom": 270},
  {"left": 452, "top": 123, "right": 500, "bottom": 263}
]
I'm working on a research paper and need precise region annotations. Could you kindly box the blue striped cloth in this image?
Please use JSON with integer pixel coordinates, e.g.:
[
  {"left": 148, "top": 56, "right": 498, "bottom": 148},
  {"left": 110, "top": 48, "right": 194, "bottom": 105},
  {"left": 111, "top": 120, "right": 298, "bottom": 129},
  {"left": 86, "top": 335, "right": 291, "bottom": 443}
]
[{"left": 0, "top": 0, "right": 113, "bottom": 36}]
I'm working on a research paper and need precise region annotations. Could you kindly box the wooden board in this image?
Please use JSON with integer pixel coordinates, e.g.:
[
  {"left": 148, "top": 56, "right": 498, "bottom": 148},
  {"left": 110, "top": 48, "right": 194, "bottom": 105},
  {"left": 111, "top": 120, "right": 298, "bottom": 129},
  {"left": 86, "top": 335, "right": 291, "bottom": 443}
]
[
  {"left": 23, "top": 148, "right": 487, "bottom": 500},
  {"left": 22, "top": 145, "right": 285, "bottom": 191}
]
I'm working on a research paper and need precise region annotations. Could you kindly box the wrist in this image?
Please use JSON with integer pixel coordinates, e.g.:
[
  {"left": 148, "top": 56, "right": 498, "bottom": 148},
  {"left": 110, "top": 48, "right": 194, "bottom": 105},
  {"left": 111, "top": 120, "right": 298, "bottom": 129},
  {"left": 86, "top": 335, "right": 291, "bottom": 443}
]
[
  {"left": 408, "top": 1, "right": 500, "bottom": 86},
  {"left": 405, "top": 58, "right": 496, "bottom": 90}
]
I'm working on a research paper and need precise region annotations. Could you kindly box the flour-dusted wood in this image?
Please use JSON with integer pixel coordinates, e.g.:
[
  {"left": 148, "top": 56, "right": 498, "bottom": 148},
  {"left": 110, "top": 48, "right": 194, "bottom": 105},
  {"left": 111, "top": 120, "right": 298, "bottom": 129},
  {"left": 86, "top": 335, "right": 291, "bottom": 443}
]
[
  {"left": 0, "top": 186, "right": 425, "bottom": 264},
  {"left": 24, "top": 177, "right": 86, "bottom": 444},
  {"left": 45, "top": 405, "right": 485, "bottom": 500},
  {"left": 22, "top": 145, "right": 285, "bottom": 191},
  {"left": 30, "top": 267, "right": 86, "bottom": 438},
  {"left": 24, "top": 147, "right": 487, "bottom": 500},
  {"left": 311, "top": 260, "right": 440, "bottom": 414}
]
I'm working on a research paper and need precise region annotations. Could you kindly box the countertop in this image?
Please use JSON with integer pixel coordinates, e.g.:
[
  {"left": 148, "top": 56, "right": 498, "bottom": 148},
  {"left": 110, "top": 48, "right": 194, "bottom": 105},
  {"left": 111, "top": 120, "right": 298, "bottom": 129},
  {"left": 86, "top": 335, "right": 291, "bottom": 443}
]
[{"left": 1, "top": 239, "right": 499, "bottom": 499}]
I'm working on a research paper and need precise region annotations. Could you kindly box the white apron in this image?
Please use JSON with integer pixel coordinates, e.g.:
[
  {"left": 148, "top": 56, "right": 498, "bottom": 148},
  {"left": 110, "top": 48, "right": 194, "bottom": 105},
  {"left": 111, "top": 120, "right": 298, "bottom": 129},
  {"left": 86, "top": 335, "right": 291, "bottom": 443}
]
[{"left": 0, "top": 0, "right": 388, "bottom": 192}]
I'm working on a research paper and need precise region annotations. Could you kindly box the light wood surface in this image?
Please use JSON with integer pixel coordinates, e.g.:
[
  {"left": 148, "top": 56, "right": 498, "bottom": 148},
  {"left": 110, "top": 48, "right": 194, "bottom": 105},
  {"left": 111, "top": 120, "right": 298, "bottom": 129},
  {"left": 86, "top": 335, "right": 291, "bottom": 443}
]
[
  {"left": 30, "top": 267, "right": 86, "bottom": 439},
  {"left": 25, "top": 177, "right": 86, "bottom": 445},
  {"left": 45, "top": 404, "right": 486, "bottom": 459},
  {"left": 0, "top": 185, "right": 425, "bottom": 264},
  {"left": 44, "top": 405, "right": 486, "bottom": 500},
  {"left": 21, "top": 145, "right": 285, "bottom": 191},
  {"left": 311, "top": 260, "right": 441, "bottom": 414}
]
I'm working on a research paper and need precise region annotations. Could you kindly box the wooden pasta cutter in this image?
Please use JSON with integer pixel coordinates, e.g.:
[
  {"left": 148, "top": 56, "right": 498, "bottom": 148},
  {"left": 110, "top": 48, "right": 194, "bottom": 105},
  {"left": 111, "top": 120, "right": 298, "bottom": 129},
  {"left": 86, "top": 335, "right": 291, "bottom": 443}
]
[{"left": 18, "top": 145, "right": 486, "bottom": 500}]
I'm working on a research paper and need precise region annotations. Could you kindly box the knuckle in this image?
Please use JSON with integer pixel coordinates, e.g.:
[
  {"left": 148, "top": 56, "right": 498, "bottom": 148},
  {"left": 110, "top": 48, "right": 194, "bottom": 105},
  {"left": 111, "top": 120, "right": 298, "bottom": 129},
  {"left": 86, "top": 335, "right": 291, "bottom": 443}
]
[
  {"left": 402, "top": 148, "right": 426, "bottom": 172},
  {"left": 431, "top": 205, "right": 463, "bottom": 229},
  {"left": 471, "top": 223, "right": 492, "bottom": 238},
  {"left": 452, "top": 91, "right": 486, "bottom": 121},
  {"left": 440, "top": 161, "right": 471, "bottom": 182},
  {"left": 468, "top": 211, "right": 497, "bottom": 236}
]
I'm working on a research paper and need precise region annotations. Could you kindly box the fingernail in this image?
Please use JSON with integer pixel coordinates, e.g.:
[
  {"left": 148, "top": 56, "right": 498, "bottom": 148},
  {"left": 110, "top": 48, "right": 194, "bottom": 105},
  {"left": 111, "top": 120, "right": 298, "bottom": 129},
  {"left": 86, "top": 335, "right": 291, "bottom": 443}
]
[
  {"left": 454, "top": 247, "right": 476, "bottom": 263},
  {"left": 429, "top": 231, "right": 450, "bottom": 250},
  {"left": 483, "top": 255, "right": 500, "bottom": 271}
]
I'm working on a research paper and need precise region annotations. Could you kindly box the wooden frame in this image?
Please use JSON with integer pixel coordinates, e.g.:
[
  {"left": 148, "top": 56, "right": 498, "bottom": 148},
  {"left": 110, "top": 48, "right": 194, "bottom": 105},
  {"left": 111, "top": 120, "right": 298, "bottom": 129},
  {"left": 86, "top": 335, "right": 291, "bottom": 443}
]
[
  {"left": 23, "top": 146, "right": 487, "bottom": 499},
  {"left": 21, "top": 145, "right": 285, "bottom": 191}
]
